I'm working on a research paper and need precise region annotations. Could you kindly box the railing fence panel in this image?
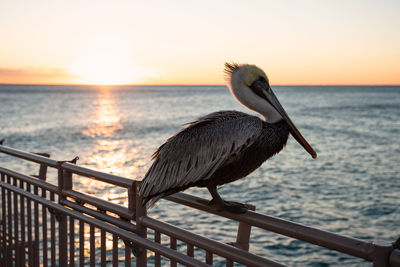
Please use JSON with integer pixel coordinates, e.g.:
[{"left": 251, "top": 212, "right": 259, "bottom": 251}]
[{"left": 1, "top": 144, "right": 399, "bottom": 267}]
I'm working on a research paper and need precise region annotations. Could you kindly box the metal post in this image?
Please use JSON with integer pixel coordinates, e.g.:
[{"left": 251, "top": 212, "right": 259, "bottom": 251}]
[
  {"left": 34, "top": 153, "right": 50, "bottom": 180},
  {"left": 390, "top": 249, "right": 400, "bottom": 266},
  {"left": 128, "top": 185, "right": 136, "bottom": 214},
  {"left": 135, "top": 182, "right": 147, "bottom": 267},
  {"left": 370, "top": 241, "right": 393, "bottom": 267},
  {"left": 227, "top": 204, "right": 256, "bottom": 267},
  {"left": 235, "top": 204, "right": 256, "bottom": 251},
  {"left": 58, "top": 165, "right": 72, "bottom": 267}
]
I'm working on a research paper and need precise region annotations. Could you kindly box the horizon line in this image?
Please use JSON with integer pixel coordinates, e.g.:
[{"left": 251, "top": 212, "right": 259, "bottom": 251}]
[{"left": 1, "top": 82, "right": 400, "bottom": 87}]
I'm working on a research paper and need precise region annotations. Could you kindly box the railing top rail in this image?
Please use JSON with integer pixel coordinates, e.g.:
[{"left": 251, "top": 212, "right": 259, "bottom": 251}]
[
  {"left": 141, "top": 216, "right": 285, "bottom": 267},
  {"left": 0, "top": 144, "right": 59, "bottom": 168},
  {"left": 62, "top": 188, "right": 134, "bottom": 219},
  {"left": 166, "top": 192, "right": 374, "bottom": 261},
  {"left": 61, "top": 199, "right": 137, "bottom": 233},
  {"left": 0, "top": 166, "right": 58, "bottom": 193},
  {"left": 0, "top": 144, "right": 136, "bottom": 188},
  {"left": 61, "top": 162, "right": 135, "bottom": 188}
]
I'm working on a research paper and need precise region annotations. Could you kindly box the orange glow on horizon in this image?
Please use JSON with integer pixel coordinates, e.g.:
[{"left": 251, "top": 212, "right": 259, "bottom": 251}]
[{"left": 0, "top": 1, "right": 399, "bottom": 85}]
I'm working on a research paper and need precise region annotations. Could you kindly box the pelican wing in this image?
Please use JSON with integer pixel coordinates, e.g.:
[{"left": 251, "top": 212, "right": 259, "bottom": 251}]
[{"left": 139, "top": 111, "right": 263, "bottom": 203}]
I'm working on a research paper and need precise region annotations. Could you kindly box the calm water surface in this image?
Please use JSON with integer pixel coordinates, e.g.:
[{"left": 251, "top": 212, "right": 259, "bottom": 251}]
[{"left": 0, "top": 85, "right": 399, "bottom": 266}]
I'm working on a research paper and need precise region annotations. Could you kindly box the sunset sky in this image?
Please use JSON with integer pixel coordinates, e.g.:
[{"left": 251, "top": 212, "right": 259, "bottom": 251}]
[{"left": 0, "top": 0, "right": 399, "bottom": 85}]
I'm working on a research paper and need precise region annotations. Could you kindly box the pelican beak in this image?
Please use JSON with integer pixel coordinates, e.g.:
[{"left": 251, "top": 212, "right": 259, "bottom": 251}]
[{"left": 252, "top": 80, "right": 317, "bottom": 159}]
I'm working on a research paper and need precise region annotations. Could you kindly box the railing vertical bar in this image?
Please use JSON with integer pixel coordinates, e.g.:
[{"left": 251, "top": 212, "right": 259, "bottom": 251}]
[
  {"left": 36, "top": 156, "right": 49, "bottom": 267},
  {"left": 235, "top": 205, "right": 255, "bottom": 252},
  {"left": 100, "top": 229, "right": 106, "bottom": 267},
  {"left": 6, "top": 174, "right": 12, "bottom": 266},
  {"left": 34, "top": 182, "right": 40, "bottom": 267},
  {"left": 5, "top": 175, "right": 10, "bottom": 266},
  {"left": 135, "top": 183, "right": 147, "bottom": 267},
  {"left": 33, "top": 241, "right": 39, "bottom": 267},
  {"left": 112, "top": 234, "right": 118, "bottom": 267},
  {"left": 59, "top": 167, "right": 70, "bottom": 267},
  {"left": 155, "top": 230, "right": 161, "bottom": 267},
  {"left": 42, "top": 188, "right": 48, "bottom": 267},
  {"left": 90, "top": 225, "right": 95, "bottom": 267},
  {"left": 26, "top": 183, "right": 33, "bottom": 267},
  {"left": 50, "top": 192, "right": 56, "bottom": 267},
  {"left": 69, "top": 217, "right": 75, "bottom": 267},
  {"left": 58, "top": 211, "right": 67, "bottom": 267},
  {"left": 0, "top": 174, "right": 3, "bottom": 264},
  {"left": 1, "top": 173, "right": 9, "bottom": 265},
  {"left": 372, "top": 242, "right": 393, "bottom": 267},
  {"left": 170, "top": 236, "right": 177, "bottom": 267},
  {"left": 125, "top": 243, "right": 131, "bottom": 267},
  {"left": 13, "top": 176, "right": 20, "bottom": 266},
  {"left": 58, "top": 214, "right": 67, "bottom": 267},
  {"left": 128, "top": 186, "right": 136, "bottom": 213},
  {"left": 19, "top": 179, "right": 26, "bottom": 266},
  {"left": 206, "top": 251, "right": 213, "bottom": 265},
  {"left": 187, "top": 243, "right": 194, "bottom": 257},
  {"left": 226, "top": 259, "right": 234, "bottom": 267},
  {"left": 79, "top": 220, "right": 84, "bottom": 267},
  {"left": 126, "top": 184, "right": 134, "bottom": 266}
]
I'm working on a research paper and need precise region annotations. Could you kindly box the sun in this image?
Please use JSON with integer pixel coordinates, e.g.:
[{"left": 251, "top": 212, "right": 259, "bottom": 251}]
[{"left": 69, "top": 52, "right": 147, "bottom": 85}]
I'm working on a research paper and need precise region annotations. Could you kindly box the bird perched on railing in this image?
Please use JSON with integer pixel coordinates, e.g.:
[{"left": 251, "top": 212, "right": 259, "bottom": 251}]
[{"left": 139, "top": 63, "right": 316, "bottom": 213}]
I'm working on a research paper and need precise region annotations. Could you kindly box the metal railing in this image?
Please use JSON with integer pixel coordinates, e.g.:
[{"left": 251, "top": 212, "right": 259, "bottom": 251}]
[{"left": 0, "top": 144, "right": 399, "bottom": 266}]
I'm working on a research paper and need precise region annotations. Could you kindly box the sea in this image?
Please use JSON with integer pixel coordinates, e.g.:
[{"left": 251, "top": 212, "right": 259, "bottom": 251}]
[{"left": 0, "top": 84, "right": 399, "bottom": 266}]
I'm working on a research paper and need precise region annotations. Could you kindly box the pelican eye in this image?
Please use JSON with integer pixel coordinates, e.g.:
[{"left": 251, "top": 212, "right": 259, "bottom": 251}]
[
  {"left": 258, "top": 76, "right": 267, "bottom": 83},
  {"left": 259, "top": 76, "right": 270, "bottom": 88},
  {"left": 249, "top": 78, "right": 267, "bottom": 98}
]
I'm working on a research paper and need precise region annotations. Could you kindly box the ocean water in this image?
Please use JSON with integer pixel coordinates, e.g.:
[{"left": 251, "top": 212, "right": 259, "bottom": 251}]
[{"left": 0, "top": 84, "right": 399, "bottom": 266}]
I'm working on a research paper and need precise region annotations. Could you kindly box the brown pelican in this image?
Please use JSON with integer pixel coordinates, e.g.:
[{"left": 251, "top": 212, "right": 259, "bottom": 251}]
[{"left": 139, "top": 63, "right": 316, "bottom": 213}]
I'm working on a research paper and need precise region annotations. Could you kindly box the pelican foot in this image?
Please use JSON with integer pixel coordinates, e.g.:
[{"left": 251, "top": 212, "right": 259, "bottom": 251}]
[
  {"left": 208, "top": 198, "right": 217, "bottom": 206},
  {"left": 208, "top": 199, "right": 248, "bottom": 214},
  {"left": 222, "top": 201, "right": 248, "bottom": 214},
  {"left": 207, "top": 187, "right": 248, "bottom": 214}
]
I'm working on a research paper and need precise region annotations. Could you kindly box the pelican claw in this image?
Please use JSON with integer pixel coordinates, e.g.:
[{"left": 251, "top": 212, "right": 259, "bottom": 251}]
[
  {"left": 208, "top": 198, "right": 248, "bottom": 214},
  {"left": 222, "top": 201, "right": 248, "bottom": 214}
]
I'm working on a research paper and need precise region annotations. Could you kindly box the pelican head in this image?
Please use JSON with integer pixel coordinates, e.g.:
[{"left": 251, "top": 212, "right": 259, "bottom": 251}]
[{"left": 225, "top": 62, "right": 317, "bottom": 159}]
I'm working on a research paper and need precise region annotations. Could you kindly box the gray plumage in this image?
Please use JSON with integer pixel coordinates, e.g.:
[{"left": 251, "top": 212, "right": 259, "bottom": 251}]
[
  {"left": 139, "top": 110, "right": 289, "bottom": 206},
  {"left": 138, "top": 63, "right": 316, "bottom": 212}
]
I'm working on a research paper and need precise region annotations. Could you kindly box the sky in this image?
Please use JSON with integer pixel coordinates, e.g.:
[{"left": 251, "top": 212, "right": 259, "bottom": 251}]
[{"left": 0, "top": 0, "right": 399, "bottom": 85}]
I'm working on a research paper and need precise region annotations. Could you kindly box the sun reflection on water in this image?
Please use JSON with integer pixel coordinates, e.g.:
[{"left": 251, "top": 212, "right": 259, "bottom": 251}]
[
  {"left": 79, "top": 88, "right": 145, "bottom": 205},
  {"left": 74, "top": 89, "right": 155, "bottom": 262},
  {"left": 81, "top": 89, "right": 123, "bottom": 138}
]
